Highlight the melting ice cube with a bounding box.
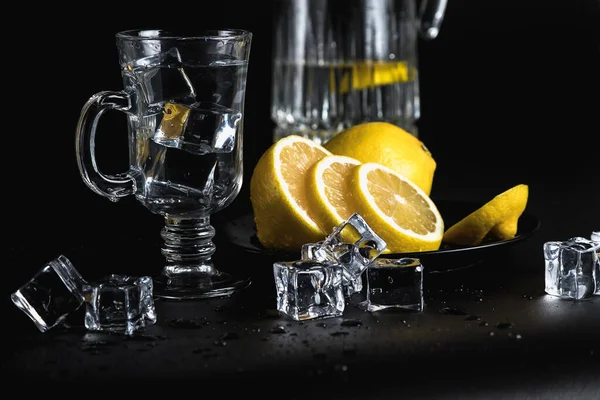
[366,257,424,312]
[544,237,600,300]
[11,255,86,332]
[273,259,344,321]
[83,274,157,336]
[302,213,387,296]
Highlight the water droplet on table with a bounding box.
[331,331,349,337]
[270,325,287,334]
[169,318,207,329]
[340,319,362,327]
[439,306,469,315]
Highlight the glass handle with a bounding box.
[417,0,448,40]
[75,90,135,202]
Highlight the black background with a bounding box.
[4,0,599,294]
[7,0,599,236]
[3,0,598,289]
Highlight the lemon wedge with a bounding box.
[443,184,529,246]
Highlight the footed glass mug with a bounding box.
[75,29,252,299]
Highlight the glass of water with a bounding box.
[271,0,447,144]
[75,29,252,300]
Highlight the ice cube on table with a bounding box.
[303,213,387,297]
[127,47,196,107]
[153,101,241,155]
[11,255,86,332]
[592,232,600,294]
[273,260,345,321]
[544,237,600,300]
[366,257,424,312]
[300,241,322,261]
[83,275,157,336]
[302,241,364,296]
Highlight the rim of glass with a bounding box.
[116,29,252,41]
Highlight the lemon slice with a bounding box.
[443,184,529,246]
[306,155,362,235]
[159,103,190,139]
[349,162,445,253]
[337,61,416,93]
[250,135,332,251]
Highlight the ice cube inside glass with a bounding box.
[128,47,197,108]
[273,259,345,321]
[83,274,157,336]
[544,237,600,300]
[11,255,86,332]
[366,257,424,312]
[153,101,241,155]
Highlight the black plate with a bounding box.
[220,199,541,273]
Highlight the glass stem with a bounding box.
[160,216,217,277]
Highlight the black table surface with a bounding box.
[3,165,599,397]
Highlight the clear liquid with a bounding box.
[125,60,247,218]
[271,61,419,141]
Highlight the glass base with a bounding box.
[153,271,251,300]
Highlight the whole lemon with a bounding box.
[323,122,436,195]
